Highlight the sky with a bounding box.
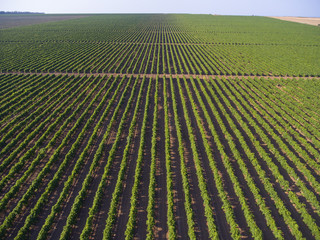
[2,0,320,17]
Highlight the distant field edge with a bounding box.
[0,14,92,29]
[269,16,320,26]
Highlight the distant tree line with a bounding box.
[0,11,45,14]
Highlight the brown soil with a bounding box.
[213,78,317,238]
[233,79,320,201]
[0,76,117,237]
[81,78,142,240]
[111,78,149,239]
[171,78,210,239]
[166,78,189,238]
[211,78,295,238]
[134,79,155,239]
[31,77,127,239]
[186,78,250,239]
[2,74,319,239]
[51,77,135,239]
[270,17,320,26]
[0,77,86,189]
[153,77,168,239]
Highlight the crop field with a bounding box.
[0,14,320,239]
[0,14,88,29]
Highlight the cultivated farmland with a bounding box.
[0,14,320,239]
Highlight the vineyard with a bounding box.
[0,14,320,239]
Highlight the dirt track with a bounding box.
[1,72,320,80]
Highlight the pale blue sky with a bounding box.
[2,0,320,17]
